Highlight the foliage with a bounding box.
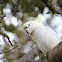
[2,21,16,32]
[0,0,45,16]
[58,0,62,7]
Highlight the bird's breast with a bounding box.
[31,28,61,54]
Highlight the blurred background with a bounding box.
[0,0,62,62]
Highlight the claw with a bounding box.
[38,52,49,62]
[39,56,47,62]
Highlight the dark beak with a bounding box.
[25,28,29,33]
[25,30,29,33]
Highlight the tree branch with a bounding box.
[0,15,19,54]
[0,45,19,54]
[47,41,62,62]
[0,31,13,46]
[0,15,6,23]
[42,0,62,15]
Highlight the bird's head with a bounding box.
[23,21,44,35]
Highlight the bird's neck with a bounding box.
[31,25,45,36]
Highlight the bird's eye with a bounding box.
[28,24,30,26]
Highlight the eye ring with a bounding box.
[28,24,30,26]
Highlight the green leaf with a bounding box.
[46,12,50,14]
[46,11,53,15]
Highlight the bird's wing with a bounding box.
[45,27,61,40]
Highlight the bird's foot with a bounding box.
[38,52,49,62]
[38,55,47,62]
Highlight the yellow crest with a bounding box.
[37,16,42,23]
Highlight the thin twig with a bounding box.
[0,31,13,46]
[0,15,19,54]
[0,45,19,54]
[0,15,13,46]
[0,15,6,23]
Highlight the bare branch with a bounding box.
[47,41,62,62]
[0,15,13,46]
[0,31,13,46]
[0,45,19,54]
[0,14,19,54]
[42,0,62,15]
[0,15,6,23]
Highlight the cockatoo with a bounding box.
[23,16,61,55]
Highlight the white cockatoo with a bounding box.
[23,16,61,54]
